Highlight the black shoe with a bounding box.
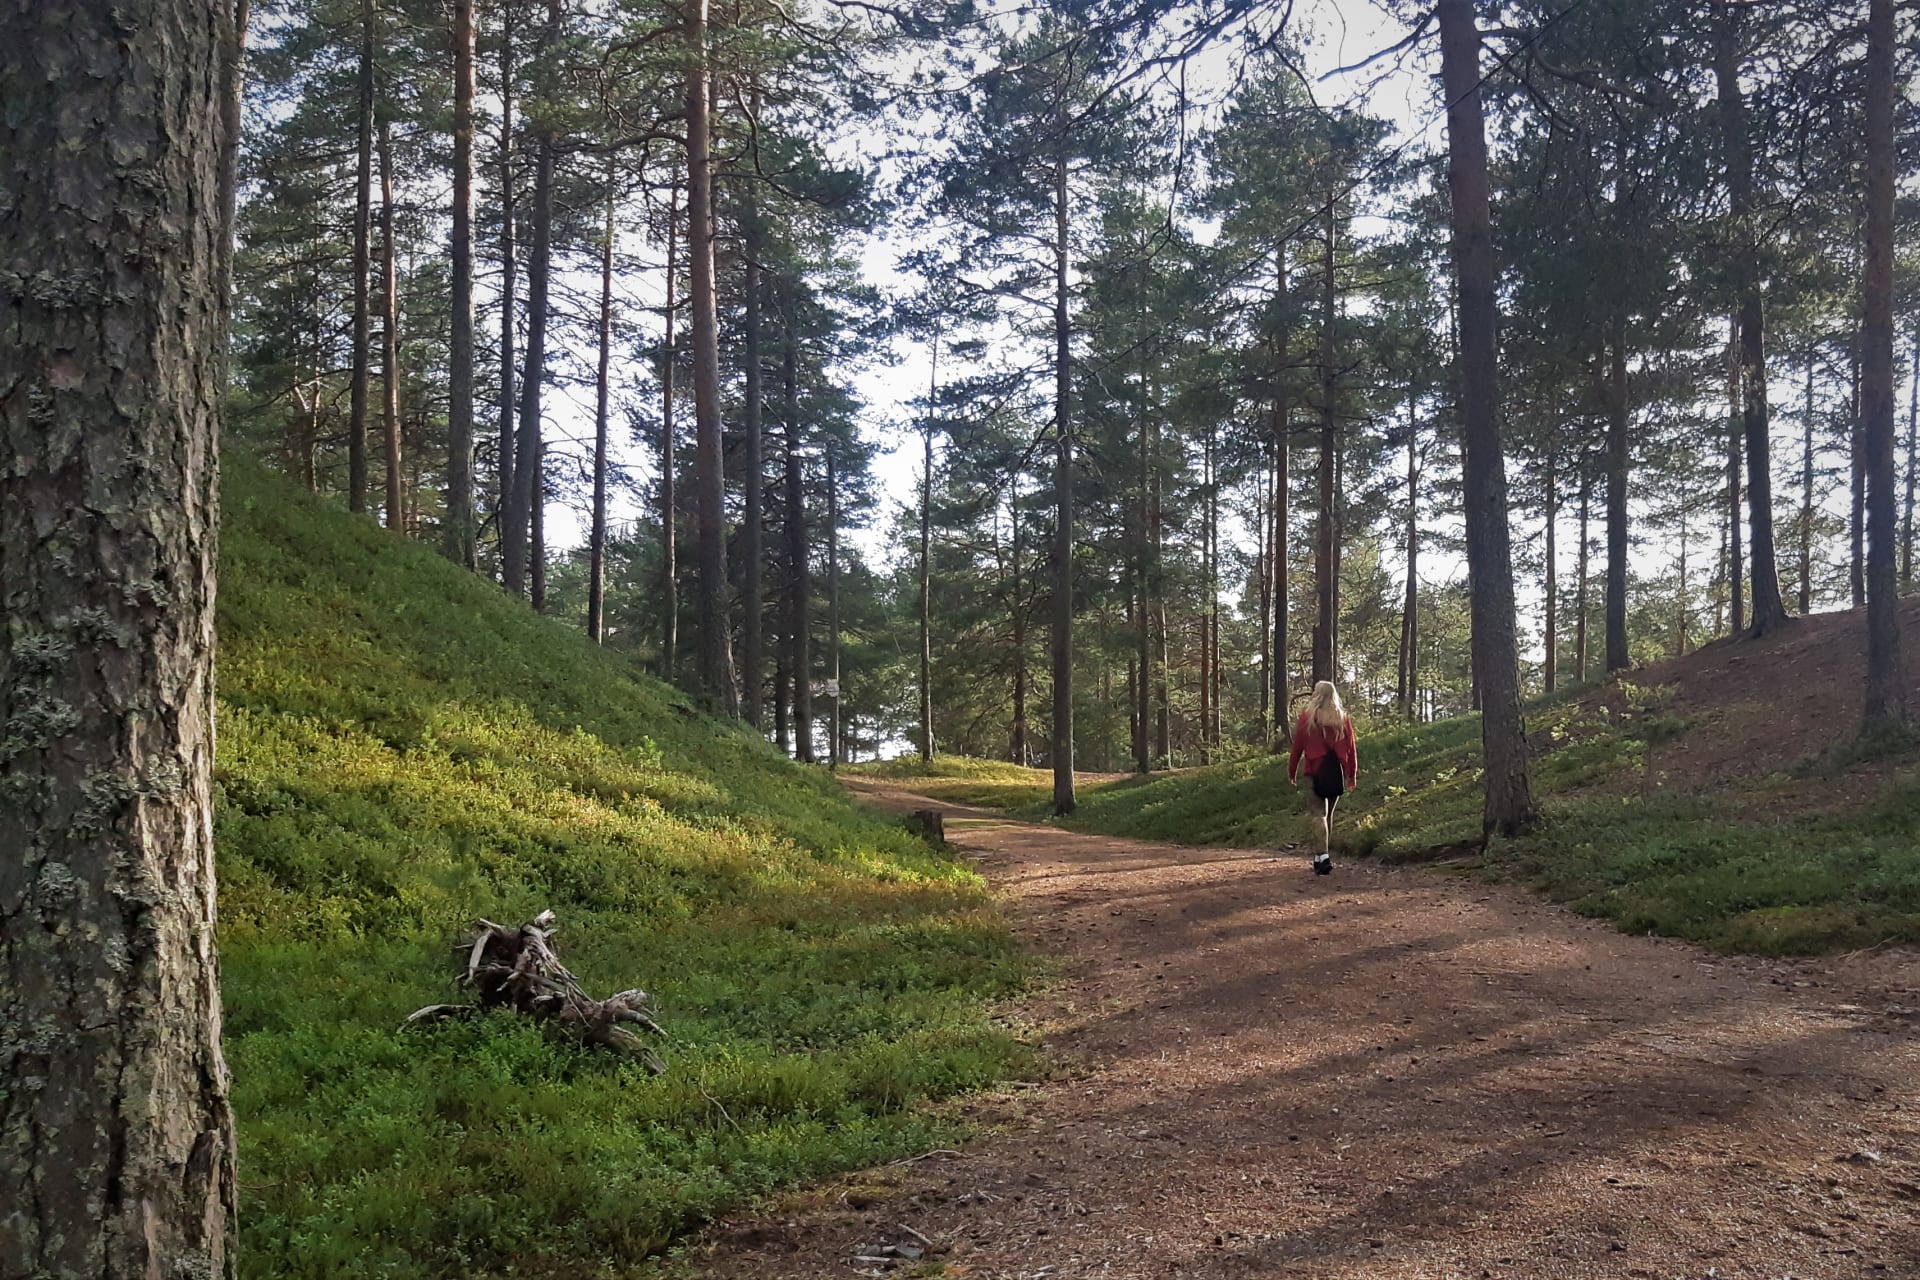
[1312,853,1333,875]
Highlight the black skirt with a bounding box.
[1311,752,1345,800]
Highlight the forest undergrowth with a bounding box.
[864,632,1920,957]
[214,462,1034,1277]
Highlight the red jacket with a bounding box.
[1288,711,1358,787]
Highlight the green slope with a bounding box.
[214,462,1030,1277]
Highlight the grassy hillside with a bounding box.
[883,614,1920,957]
[214,462,1031,1277]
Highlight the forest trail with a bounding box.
[679,779,1920,1280]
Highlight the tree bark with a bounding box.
[1862,0,1907,727]
[445,0,477,566]
[686,0,735,713]
[1051,147,1075,814]
[1,2,242,1271]
[349,0,375,514]
[378,114,404,531]
[588,168,616,644]
[1439,0,1535,837]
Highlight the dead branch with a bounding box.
[403,910,667,1073]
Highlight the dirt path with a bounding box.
[677,781,1920,1279]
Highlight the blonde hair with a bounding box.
[1306,680,1346,732]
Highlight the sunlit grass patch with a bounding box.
[216,462,1033,1277]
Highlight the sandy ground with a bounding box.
[671,779,1920,1280]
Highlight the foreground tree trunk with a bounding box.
[444,0,477,565]
[1862,0,1907,728]
[1051,146,1075,814]
[686,0,736,713]
[0,2,243,1270]
[1439,0,1535,837]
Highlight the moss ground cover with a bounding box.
[215,463,1032,1277]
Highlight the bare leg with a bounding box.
[1318,799,1331,853]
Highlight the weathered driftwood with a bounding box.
[403,910,666,1073]
[907,809,945,844]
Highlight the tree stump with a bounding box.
[907,809,946,844]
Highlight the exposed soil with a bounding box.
[672,777,1920,1280]
[1575,599,1920,794]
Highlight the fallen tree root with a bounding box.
[402,910,666,1073]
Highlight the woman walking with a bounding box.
[1287,680,1358,874]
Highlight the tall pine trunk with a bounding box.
[1011,473,1029,766]
[445,0,477,566]
[503,0,557,599]
[1050,147,1075,814]
[781,287,812,761]
[588,167,616,644]
[826,447,842,767]
[1862,0,1907,727]
[1576,461,1591,683]
[1904,328,1917,592]
[495,0,517,552]
[1398,401,1419,716]
[1272,261,1290,732]
[1803,355,1816,613]
[1439,0,1534,836]
[741,155,765,727]
[920,335,938,762]
[378,115,404,531]
[660,175,680,675]
[1,1,242,1268]
[1716,9,1788,634]
[1543,448,1557,692]
[1853,331,1866,607]
[686,0,735,712]
[349,0,375,514]
[1312,202,1338,684]
[1725,313,1744,633]
[1606,327,1631,672]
